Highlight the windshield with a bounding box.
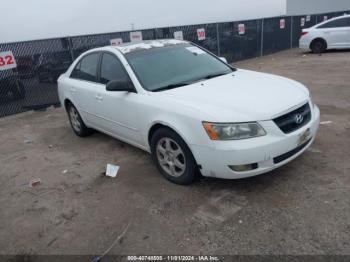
[125,43,234,92]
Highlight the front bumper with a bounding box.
[191,104,320,179]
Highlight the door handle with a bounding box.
[95,94,103,101]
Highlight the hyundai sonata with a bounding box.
[300,14,350,53]
[58,40,320,184]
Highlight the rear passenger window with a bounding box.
[99,53,130,84]
[318,18,349,28]
[71,53,99,82]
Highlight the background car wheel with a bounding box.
[67,104,93,137]
[310,39,326,54]
[151,127,198,185]
[12,81,25,99]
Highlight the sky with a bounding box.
[1,0,286,43]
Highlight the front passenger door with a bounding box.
[94,52,143,145]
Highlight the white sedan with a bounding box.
[58,40,320,184]
[300,14,350,53]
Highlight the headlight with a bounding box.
[310,95,315,108]
[202,122,266,140]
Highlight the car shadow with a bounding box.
[301,48,350,55]
[85,130,296,195]
[192,167,291,194]
[324,48,350,53]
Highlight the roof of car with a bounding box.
[110,39,187,54]
[328,14,350,20]
[310,14,350,29]
[315,14,350,25]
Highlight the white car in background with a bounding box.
[58,40,320,185]
[300,14,350,53]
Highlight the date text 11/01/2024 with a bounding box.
[127,256,220,261]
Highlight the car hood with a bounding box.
[150,69,310,122]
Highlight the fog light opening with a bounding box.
[229,163,258,172]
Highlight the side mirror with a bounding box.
[219,57,228,63]
[106,80,136,93]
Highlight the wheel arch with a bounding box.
[147,121,198,160]
[148,121,190,150]
[64,98,73,111]
[147,121,202,170]
[310,37,328,49]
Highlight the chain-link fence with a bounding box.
[0,10,349,117]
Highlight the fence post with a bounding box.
[290,16,293,49]
[68,37,75,61]
[260,18,264,56]
[216,23,220,56]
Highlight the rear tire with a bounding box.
[310,39,326,54]
[151,127,198,185]
[67,103,93,137]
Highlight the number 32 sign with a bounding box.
[0,51,17,71]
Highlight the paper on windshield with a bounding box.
[186,46,206,55]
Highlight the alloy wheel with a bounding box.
[69,107,81,133]
[156,137,186,177]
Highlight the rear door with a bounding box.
[68,52,102,127]
[318,17,350,48]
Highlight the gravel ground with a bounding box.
[0,48,349,256]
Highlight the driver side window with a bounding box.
[99,53,130,85]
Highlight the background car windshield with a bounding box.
[125,44,233,91]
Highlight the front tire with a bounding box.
[151,128,198,185]
[67,104,93,137]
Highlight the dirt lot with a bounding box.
[0,49,349,256]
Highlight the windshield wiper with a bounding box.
[152,72,232,92]
[153,82,191,92]
[202,72,230,80]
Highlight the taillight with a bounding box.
[301,31,309,37]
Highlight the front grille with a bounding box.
[273,103,311,134]
[273,139,311,164]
